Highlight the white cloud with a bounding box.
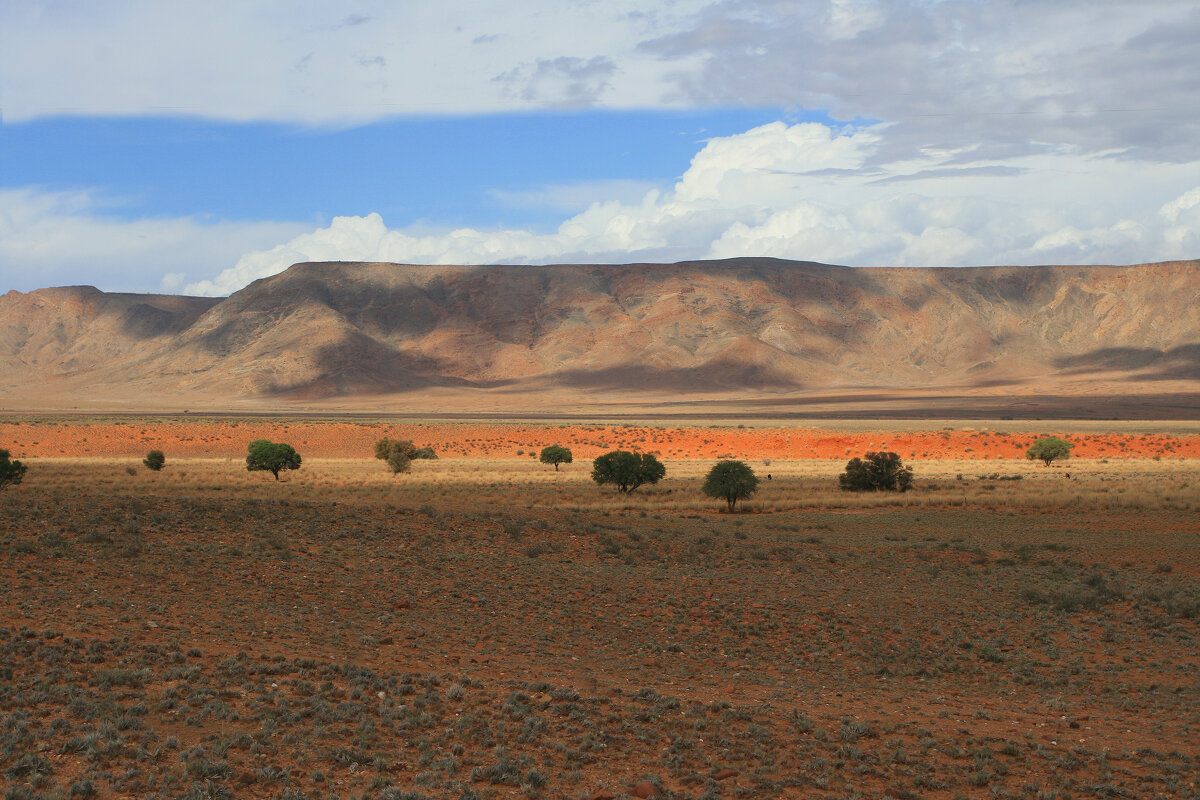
[186,121,1200,296]
[0,188,306,293]
[1161,187,1200,224]
[673,122,882,202]
[0,0,707,124]
[5,1,1199,167]
[6,3,1196,296]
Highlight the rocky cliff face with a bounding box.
[2,258,1198,410]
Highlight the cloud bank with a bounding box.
[186,121,1200,296]
[0,189,306,293]
[5,1,1199,163]
[6,2,1200,293]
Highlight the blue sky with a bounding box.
[1,109,794,230]
[2,1,1200,295]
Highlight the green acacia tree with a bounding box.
[539,445,573,471]
[246,440,302,480]
[143,450,166,471]
[702,460,759,512]
[1026,437,1072,466]
[591,450,665,493]
[839,451,913,492]
[374,438,436,473]
[0,449,27,490]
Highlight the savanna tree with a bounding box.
[1026,437,1072,466]
[591,450,665,493]
[539,445,573,471]
[839,451,913,492]
[702,459,759,512]
[246,440,302,480]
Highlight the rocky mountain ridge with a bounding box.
[2,258,1198,413]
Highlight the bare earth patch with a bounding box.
[0,423,1198,799]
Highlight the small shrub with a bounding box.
[375,439,435,473]
[143,450,166,471]
[0,448,27,490]
[387,449,412,474]
[838,451,913,492]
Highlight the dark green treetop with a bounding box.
[1025,437,1072,466]
[702,459,759,512]
[0,449,27,490]
[246,440,302,480]
[839,451,913,492]
[591,450,666,493]
[539,445,573,471]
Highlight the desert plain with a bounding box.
[2,414,1199,800]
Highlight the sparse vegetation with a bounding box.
[2,452,1197,798]
[839,451,913,492]
[375,438,437,474]
[538,444,573,471]
[0,418,1198,799]
[142,449,165,471]
[1026,436,1073,466]
[591,450,665,493]
[702,459,759,511]
[245,439,302,480]
[386,448,411,474]
[0,448,27,489]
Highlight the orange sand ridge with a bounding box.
[3,421,1199,461]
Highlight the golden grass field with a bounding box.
[18,453,1200,514]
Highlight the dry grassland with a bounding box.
[2,434,1199,800]
[17,454,1200,514]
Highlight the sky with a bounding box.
[2,0,1200,296]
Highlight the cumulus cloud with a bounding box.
[0,188,306,293]
[4,3,1194,297]
[185,121,1200,296]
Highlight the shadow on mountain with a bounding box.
[262,332,482,399]
[118,299,219,339]
[1054,344,1200,380]
[646,392,1200,420]
[549,363,803,392]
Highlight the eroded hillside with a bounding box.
[2,258,1197,412]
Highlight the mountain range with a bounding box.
[2,258,1198,417]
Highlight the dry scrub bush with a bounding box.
[15,456,1200,514]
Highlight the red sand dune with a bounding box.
[3,421,1198,461]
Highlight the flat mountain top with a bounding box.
[3,258,1198,416]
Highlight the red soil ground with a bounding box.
[3,420,1199,460]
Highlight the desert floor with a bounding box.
[4,416,1200,461]
[1,419,1198,799]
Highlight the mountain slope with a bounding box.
[2,258,1198,412]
